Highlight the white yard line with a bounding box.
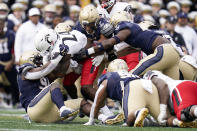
[0,128,49,131]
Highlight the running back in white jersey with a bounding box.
[53,30,87,56]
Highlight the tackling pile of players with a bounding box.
[17,0,197,128]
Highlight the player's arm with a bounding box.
[151,76,170,105]
[85,80,108,125]
[74,29,131,61]
[24,53,63,80]
[143,71,169,125]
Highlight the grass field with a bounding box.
[0,108,196,131]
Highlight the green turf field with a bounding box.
[0,108,196,131]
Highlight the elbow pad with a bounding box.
[100,23,114,38]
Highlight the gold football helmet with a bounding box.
[79,4,99,26]
[107,59,128,72]
[110,11,132,26]
[55,22,72,33]
[19,51,42,66]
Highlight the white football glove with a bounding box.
[157,104,168,126]
[91,54,105,67]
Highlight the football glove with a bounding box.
[59,44,69,56]
[143,70,157,80]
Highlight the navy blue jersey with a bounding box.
[73,18,108,40]
[17,63,50,111]
[0,30,15,61]
[98,71,140,101]
[114,21,159,55]
[0,29,15,73]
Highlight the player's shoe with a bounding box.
[134,108,149,127]
[179,121,197,128]
[104,113,124,125]
[60,109,79,121]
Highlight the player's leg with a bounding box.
[80,58,99,101]
[130,44,180,80]
[124,80,148,127]
[63,72,80,99]
[179,60,197,81]
[27,82,78,123]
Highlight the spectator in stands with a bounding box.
[188,11,197,32]
[32,0,45,11]
[42,4,57,28]
[64,5,80,24]
[8,3,26,32]
[175,12,197,59]
[0,3,14,31]
[179,0,192,14]
[167,1,180,17]
[14,8,46,64]
[165,16,187,54]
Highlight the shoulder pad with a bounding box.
[97,72,113,87]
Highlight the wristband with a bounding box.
[87,47,95,55]
[96,42,105,52]
[160,104,167,112]
[112,35,121,44]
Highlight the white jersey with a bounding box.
[97,2,133,20]
[43,30,87,74]
[151,71,183,110]
[53,30,87,57]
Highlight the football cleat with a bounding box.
[60,109,79,121]
[104,113,125,125]
[179,121,197,128]
[134,108,149,127]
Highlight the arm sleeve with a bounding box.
[24,54,63,80]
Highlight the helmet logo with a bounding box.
[45,34,52,44]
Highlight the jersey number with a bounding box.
[59,32,77,44]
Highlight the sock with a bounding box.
[100,105,114,117]
[194,107,197,117]
[135,110,140,118]
[98,114,108,122]
[51,88,65,109]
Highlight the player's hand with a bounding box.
[143,70,157,80]
[72,48,89,62]
[59,44,69,56]
[92,54,105,67]
[157,104,167,126]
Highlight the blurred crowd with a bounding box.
[0,0,196,109]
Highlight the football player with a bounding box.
[34,23,115,122]
[73,4,114,101]
[97,0,141,72]
[85,59,161,127]
[74,11,182,80]
[18,51,82,123]
[143,70,197,127]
